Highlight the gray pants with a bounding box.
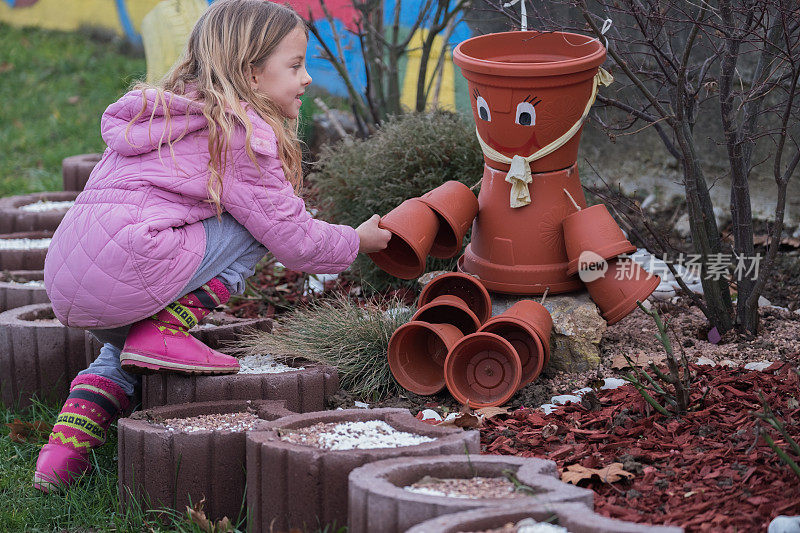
[79,213,267,397]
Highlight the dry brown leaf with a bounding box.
[187,499,212,532]
[454,412,483,429]
[561,462,634,485]
[611,352,666,370]
[5,419,52,443]
[541,423,559,438]
[475,406,510,419]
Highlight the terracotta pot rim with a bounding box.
[459,251,582,295]
[453,30,606,78]
[412,295,482,334]
[565,241,638,276]
[479,316,545,384]
[417,198,464,259]
[418,272,492,324]
[444,332,522,408]
[596,273,661,325]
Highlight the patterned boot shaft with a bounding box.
[152,278,230,334]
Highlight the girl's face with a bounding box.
[250,26,312,119]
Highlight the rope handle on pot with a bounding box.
[475,67,614,208]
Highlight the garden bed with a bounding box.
[480,363,800,532]
[0,231,53,271]
[0,270,48,312]
[0,191,77,233]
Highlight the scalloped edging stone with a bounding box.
[405,501,684,533]
[348,455,594,533]
[118,399,294,523]
[0,231,53,271]
[0,303,86,408]
[0,191,78,234]
[246,408,481,532]
[0,270,48,312]
[62,153,101,191]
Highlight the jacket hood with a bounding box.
[101,89,210,156]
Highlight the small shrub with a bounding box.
[310,110,484,291]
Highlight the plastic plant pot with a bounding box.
[563,204,637,276]
[0,231,53,271]
[412,294,482,335]
[418,181,479,259]
[0,270,48,312]
[246,408,481,533]
[453,31,607,174]
[479,299,552,384]
[585,257,661,325]
[368,198,440,279]
[118,399,294,524]
[444,332,522,408]
[388,321,463,395]
[0,303,87,408]
[459,165,587,295]
[348,454,594,533]
[406,502,684,533]
[0,191,78,234]
[417,272,492,324]
[62,153,102,191]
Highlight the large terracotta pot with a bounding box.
[453,30,607,174]
[453,30,608,295]
[444,332,522,407]
[460,164,587,294]
[478,299,552,383]
[368,199,439,280]
[563,204,636,276]
[418,181,479,259]
[388,321,463,395]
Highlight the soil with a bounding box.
[278,420,435,450]
[157,411,259,433]
[404,475,526,499]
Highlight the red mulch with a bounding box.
[480,363,800,532]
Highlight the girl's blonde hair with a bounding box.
[131,0,306,213]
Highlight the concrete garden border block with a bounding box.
[0,303,86,408]
[0,191,78,233]
[0,270,48,312]
[0,231,53,271]
[118,399,294,523]
[405,501,684,532]
[246,408,481,533]
[348,455,594,533]
[62,153,101,191]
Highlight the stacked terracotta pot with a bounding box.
[367,181,479,279]
[388,272,553,407]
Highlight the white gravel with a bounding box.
[0,238,51,250]
[280,420,435,450]
[19,200,74,212]
[237,353,302,374]
[7,280,45,287]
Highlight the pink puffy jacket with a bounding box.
[44,89,359,329]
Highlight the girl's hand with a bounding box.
[356,214,392,253]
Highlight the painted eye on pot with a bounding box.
[476,96,491,122]
[515,101,536,126]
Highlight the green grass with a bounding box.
[0,23,145,197]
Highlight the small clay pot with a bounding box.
[368,198,440,280]
[412,295,481,335]
[418,181,479,259]
[388,321,464,395]
[479,300,552,384]
[585,257,661,325]
[444,332,522,408]
[563,204,636,276]
[418,272,492,324]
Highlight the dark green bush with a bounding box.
[311,110,484,291]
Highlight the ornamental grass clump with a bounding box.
[311,110,484,291]
[232,293,413,401]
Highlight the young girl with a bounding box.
[34,0,390,492]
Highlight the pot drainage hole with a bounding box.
[279,420,435,450]
[237,354,303,374]
[0,238,51,250]
[20,200,75,212]
[404,475,527,499]
[158,412,259,433]
[465,519,568,533]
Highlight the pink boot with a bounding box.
[120,278,239,374]
[34,374,129,493]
